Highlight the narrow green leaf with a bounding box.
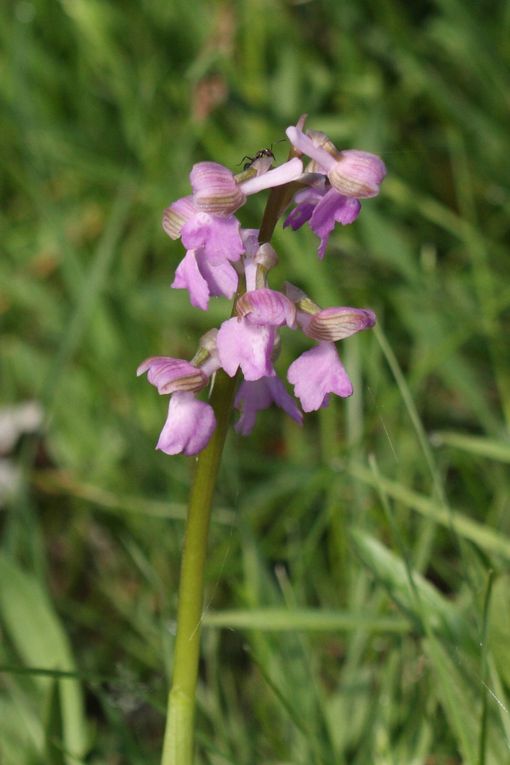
[203,608,410,632]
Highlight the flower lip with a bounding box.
[216,318,276,381]
[287,342,353,411]
[156,392,216,456]
[180,213,244,266]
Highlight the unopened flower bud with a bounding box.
[307,307,376,342]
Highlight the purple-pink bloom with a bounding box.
[234,375,302,435]
[287,342,353,412]
[217,318,276,381]
[156,392,216,456]
[189,158,304,211]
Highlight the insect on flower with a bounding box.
[240,147,275,171]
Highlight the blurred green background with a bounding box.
[1,0,510,763]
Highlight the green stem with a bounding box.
[161,369,237,765]
[160,173,291,765]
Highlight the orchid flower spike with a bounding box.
[139,120,383,455]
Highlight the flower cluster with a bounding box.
[138,123,385,455]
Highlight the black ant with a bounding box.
[239,147,275,171]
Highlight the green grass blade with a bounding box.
[0,555,88,762]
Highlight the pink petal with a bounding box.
[217,317,276,381]
[181,214,244,265]
[195,250,238,300]
[287,343,353,412]
[156,392,216,456]
[171,250,210,310]
[266,377,303,425]
[239,157,303,195]
[284,201,316,231]
[234,379,273,435]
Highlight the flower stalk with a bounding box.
[160,365,236,765]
